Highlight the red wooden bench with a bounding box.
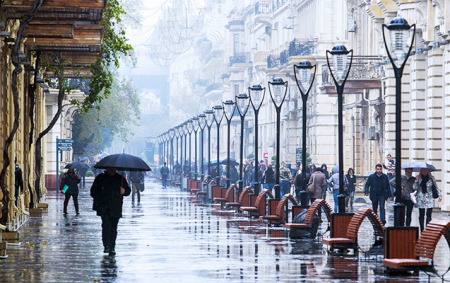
[383,219,450,274]
[259,194,299,225]
[284,199,332,229]
[213,184,238,207]
[225,186,254,210]
[322,207,384,256]
[240,189,274,217]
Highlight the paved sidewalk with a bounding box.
[0,178,448,282]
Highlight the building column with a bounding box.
[442,45,450,211]
[410,54,427,162]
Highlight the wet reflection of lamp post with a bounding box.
[223,100,235,189]
[205,110,214,179]
[326,45,353,214]
[268,78,288,199]
[186,119,193,179]
[382,17,415,227]
[198,114,207,182]
[235,94,250,192]
[213,105,224,186]
[192,116,200,181]
[169,128,175,173]
[294,60,316,206]
[249,85,265,195]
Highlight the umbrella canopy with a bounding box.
[401,161,436,172]
[65,162,90,170]
[94,154,151,171]
[221,158,239,166]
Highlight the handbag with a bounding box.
[306,174,315,196]
[431,182,439,199]
[139,183,145,192]
[410,192,417,204]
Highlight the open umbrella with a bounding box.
[94,153,152,171]
[401,161,436,172]
[65,161,90,171]
[220,158,239,166]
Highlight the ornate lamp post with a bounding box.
[213,105,224,186]
[186,119,193,178]
[192,116,200,180]
[326,45,353,214]
[169,128,175,173]
[205,110,214,179]
[382,17,415,226]
[294,60,316,205]
[158,135,162,168]
[223,100,235,188]
[198,113,207,181]
[268,78,288,199]
[249,85,265,194]
[174,126,180,174]
[235,94,250,192]
[182,122,188,175]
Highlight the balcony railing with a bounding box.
[255,0,273,14]
[273,0,287,11]
[279,50,289,65]
[321,56,383,85]
[288,38,315,57]
[267,54,280,69]
[229,52,252,66]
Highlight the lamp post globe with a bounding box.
[382,17,415,227]
[235,94,250,193]
[205,110,214,180]
[249,84,265,195]
[198,113,207,182]
[326,45,353,214]
[294,60,316,205]
[268,78,288,199]
[223,100,235,189]
[213,105,224,186]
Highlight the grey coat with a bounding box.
[389,175,415,201]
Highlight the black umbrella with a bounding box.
[221,158,239,166]
[65,162,90,170]
[94,153,151,172]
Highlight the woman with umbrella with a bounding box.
[412,165,442,232]
[59,167,81,215]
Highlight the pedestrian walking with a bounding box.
[389,167,415,226]
[14,158,24,207]
[129,171,145,203]
[243,161,253,186]
[279,161,293,196]
[294,165,310,203]
[309,164,316,174]
[160,162,169,187]
[364,164,391,225]
[413,168,442,232]
[320,164,329,200]
[90,167,131,255]
[292,162,300,180]
[261,164,275,192]
[78,163,89,189]
[60,168,81,215]
[307,168,327,203]
[383,154,396,199]
[259,160,266,173]
[328,166,342,213]
[345,168,356,211]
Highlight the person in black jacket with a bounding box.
[345,168,357,211]
[364,164,391,225]
[14,158,24,206]
[90,167,131,256]
[60,168,81,215]
[294,165,310,203]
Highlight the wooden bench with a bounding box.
[225,186,254,210]
[285,199,332,229]
[322,207,384,256]
[240,189,274,217]
[383,219,450,274]
[259,194,299,225]
[213,184,238,207]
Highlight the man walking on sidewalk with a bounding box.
[364,164,391,225]
[160,162,169,187]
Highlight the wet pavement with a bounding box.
[1,177,449,282]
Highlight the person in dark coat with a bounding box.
[390,168,415,227]
[345,168,357,211]
[14,158,24,207]
[90,167,131,255]
[60,168,81,215]
[160,162,169,187]
[78,163,89,188]
[294,165,310,203]
[364,164,391,225]
[129,171,145,203]
[320,164,329,200]
[262,164,275,191]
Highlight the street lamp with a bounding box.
[268,78,288,199]
[182,122,188,176]
[235,94,250,193]
[169,128,175,173]
[249,84,265,195]
[198,113,207,181]
[382,17,415,227]
[223,100,235,189]
[213,105,224,186]
[294,60,316,205]
[205,110,214,180]
[158,135,162,168]
[192,116,200,181]
[174,126,180,174]
[186,119,193,179]
[326,45,353,214]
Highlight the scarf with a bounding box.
[420,174,429,194]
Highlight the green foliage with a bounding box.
[298,153,312,165]
[86,171,94,177]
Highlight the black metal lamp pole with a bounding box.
[174,126,180,174]
[223,100,235,189]
[198,114,207,182]
[158,135,162,168]
[213,105,224,186]
[186,119,193,179]
[183,122,188,176]
[235,94,250,193]
[294,60,316,206]
[382,17,416,227]
[249,85,265,195]
[326,45,353,214]
[169,128,175,173]
[268,78,288,199]
[205,110,214,179]
[192,116,200,181]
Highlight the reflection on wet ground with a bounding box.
[0,178,448,282]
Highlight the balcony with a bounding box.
[229,52,252,67]
[267,54,280,69]
[254,0,273,26]
[288,38,315,57]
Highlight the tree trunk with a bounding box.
[0,0,45,226]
